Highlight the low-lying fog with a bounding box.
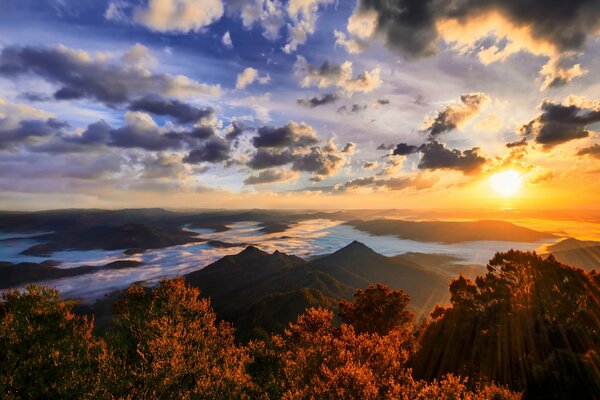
[1,219,557,302]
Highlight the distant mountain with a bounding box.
[20,223,202,257]
[347,219,555,243]
[546,238,600,270]
[185,241,450,339]
[0,259,143,289]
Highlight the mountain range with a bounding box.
[185,241,449,339]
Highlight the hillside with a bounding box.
[546,238,600,270]
[20,223,203,257]
[0,259,143,289]
[185,241,450,339]
[348,219,555,243]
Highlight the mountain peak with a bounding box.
[239,245,268,257]
[333,240,377,256]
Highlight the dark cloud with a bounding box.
[356,0,600,58]
[423,93,489,138]
[247,149,294,169]
[108,122,181,151]
[520,99,600,148]
[417,140,487,174]
[297,93,339,108]
[0,118,68,149]
[187,126,215,140]
[341,142,356,153]
[0,44,219,106]
[377,143,395,150]
[253,122,318,148]
[129,96,214,124]
[333,174,437,192]
[184,137,229,164]
[68,121,112,145]
[225,121,248,141]
[506,137,528,148]
[392,143,419,156]
[577,144,600,158]
[377,99,390,105]
[291,147,344,181]
[243,169,295,185]
[18,92,52,102]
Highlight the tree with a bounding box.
[412,250,600,399]
[106,278,251,399]
[250,291,519,399]
[0,285,108,399]
[338,284,413,335]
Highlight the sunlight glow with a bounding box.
[489,170,523,197]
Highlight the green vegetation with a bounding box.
[2,249,599,398]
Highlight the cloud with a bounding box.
[294,56,381,94]
[226,0,286,41]
[363,161,378,170]
[0,99,66,150]
[297,93,339,108]
[0,44,221,106]
[141,152,188,180]
[577,144,600,159]
[283,0,335,53]
[351,0,600,58]
[417,140,487,175]
[422,93,490,138]
[333,8,377,54]
[133,0,224,33]
[333,174,437,193]
[520,97,600,149]
[222,31,233,48]
[247,149,294,169]
[225,120,249,141]
[505,137,528,148]
[184,136,230,163]
[243,168,298,184]
[0,118,68,150]
[539,54,588,90]
[128,96,214,124]
[253,121,318,148]
[392,143,419,156]
[291,139,351,181]
[108,112,183,151]
[236,67,271,90]
[346,0,599,89]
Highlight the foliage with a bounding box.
[0,285,108,399]
[249,286,519,399]
[6,250,598,399]
[106,278,252,399]
[412,250,600,399]
[339,283,413,335]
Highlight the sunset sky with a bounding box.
[0,0,599,210]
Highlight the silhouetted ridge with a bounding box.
[332,240,378,257]
[239,245,268,257]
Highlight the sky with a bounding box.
[0,0,599,211]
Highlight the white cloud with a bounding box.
[236,67,271,90]
[283,0,335,54]
[133,0,224,33]
[222,31,233,48]
[294,56,381,94]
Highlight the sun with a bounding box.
[489,170,523,197]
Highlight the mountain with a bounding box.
[347,219,556,243]
[0,261,97,289]
[309,241,449,311]
[0,259,143,289]
[546,238,600,270]
[185,241,450,339]
[21,223,203,257]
